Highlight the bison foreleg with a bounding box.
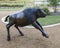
[36,21,44,31]
[32,21,49,38]
[14,25,24,36]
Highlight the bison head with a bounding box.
[36,8,47,18]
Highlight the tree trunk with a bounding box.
[54,6,57,13]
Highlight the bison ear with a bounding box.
[37,9,40,11]
[36,8,41,14]
[37,8,41,12]
[36,9,39,13]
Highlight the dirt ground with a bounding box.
[0,11,60,48]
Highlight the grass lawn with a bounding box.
[37,15,60,26]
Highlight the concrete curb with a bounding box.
[1,16,60,28]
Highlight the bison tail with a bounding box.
[5,15,9,22]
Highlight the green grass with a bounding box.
[37,15,60,26]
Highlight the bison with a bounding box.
[5,8,48,41]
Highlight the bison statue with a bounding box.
[5,8,48,41]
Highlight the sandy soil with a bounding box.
[0,11,60,48]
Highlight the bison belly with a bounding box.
[16,18,27,26]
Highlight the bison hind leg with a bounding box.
[6,22,14,41]
[14,25,24,36]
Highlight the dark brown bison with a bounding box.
[5,8,48,41]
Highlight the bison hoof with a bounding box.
[42,33,49,38]
[7,38,11,41]
[7,36,11,41]
[21,34,24,36]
